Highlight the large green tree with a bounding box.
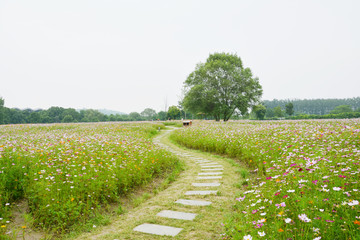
[182,53,262,121]
[167,106,180,120]
[285,102,294,116]
[141,108,157,120]
[253,104,266,120]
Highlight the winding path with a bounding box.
[75,128,242,240]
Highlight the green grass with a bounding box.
[0,122,180,237]
[170,119,360,239]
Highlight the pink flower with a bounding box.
[236,196,246,201]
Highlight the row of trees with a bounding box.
[0,98,188,125]
[263,98,360,115]
[252,102,360,120]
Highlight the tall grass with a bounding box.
[0,122,179,234]
[170,120,360,239]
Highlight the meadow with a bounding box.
[0,122,179,235]
[170,119,360,239]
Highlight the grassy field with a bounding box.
[0,122,180,237]
[170,119,360,239]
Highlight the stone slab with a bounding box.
[185,190,218,195]
[201,165,223,168]
[157,210,197,220]
[201,168,224,171]
[200,163,219,166]
[192,182,221,187]
[197,176,222,180]
[198,172,223,175]
[175,199,212,206]
[133,223,182,236]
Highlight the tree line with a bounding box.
[263,97,360,115]
[0,98,190,125]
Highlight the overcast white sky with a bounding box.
[1,0,359,114]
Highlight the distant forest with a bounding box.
[1,97,360,125]
[263,97,360,115]
[0,97,189,124]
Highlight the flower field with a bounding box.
[171,119,360,239]
[0,122,179,234]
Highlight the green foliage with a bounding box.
[253,105,266,120]
[141,108,157,120]
[128,112,142,121]
[285,102,294,116]
[182,52,263,121]
[156,111,167,121]
[329,105,353,114]
[264,97,360,115]
[167,106,180,120]
[0,97,4,124]
[273,106,284,118]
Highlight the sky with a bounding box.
[1,0,359,114]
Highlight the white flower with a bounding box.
[287,189,295,193]
[285,218,292,223]
[313,237,321,240]
[313,227,320,233]
[93,225,96,228]
[260,212,266,216]
[243,235,252,240]
[298,213,311,222]
[258,231,266,237]
[353,189,358,192]
[333,187,341,191]
[348,200,359,206]
[319,209,324,212]
[5,203,10,206]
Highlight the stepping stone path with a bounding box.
[133,130,225,237]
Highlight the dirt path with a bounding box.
[72,128,244,240]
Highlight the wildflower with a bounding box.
[314,237,321,240]
[252,210,258,214]
[287,189,295,193]
[258,231,266,237]
[278,228,284,232]
[236,196,245,201]
[319,209,324,212]
[243,235,252,240]
[313,227,320,233]
[22,226,26,229]
[354,220,360,225]
[275,192,281,196]
[333,187,341,191]
[285,218,292,223]
[325,220,334,223]
[298,213,311,222]
[1,225,5,228]
[348,200,359,206]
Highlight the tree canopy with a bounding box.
[182,52,263,121]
